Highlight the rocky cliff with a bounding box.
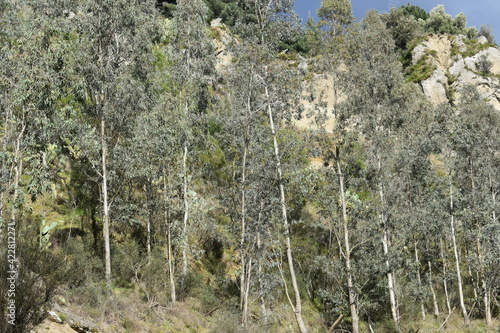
[413,34,500,110]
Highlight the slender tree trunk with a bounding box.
[8,123,25,241]
[428,260,439,316]
[266,85,307,333]
[181,141,189,283]
[257,227,267,320]
[377,153,398,326]
[476,237,493,327]
[101,117,112,291]
[145,182,152,260]
[491,174,497,225]
[483,278,492,326]
[242,258,253,326]
[484,173,495,327]
[414,242,426,320]
[163,168,176,303]
[440,239,452,315]
[449,181,469,325]
[337,159,359,333]
[240,146,249,326]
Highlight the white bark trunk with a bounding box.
[428,260,439,316]
[146,182,152,260]
[337,160,359,333]
[101,117,112,291]
[449,182,469,325]
[483,278,492,326]
[414,242,426,320]
[164,169,176,303]
[266,85,307,333]
[440,239,452,315]
[377,153,398,325]
[240,146,249,325]
[181,142,189,281]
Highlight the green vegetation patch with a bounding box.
[461,38,496,57]
[404,49,437,83]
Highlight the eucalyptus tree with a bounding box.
[446,86,500,326]
[170,0,216,286]
[215,43,273,325]
[70,0,159,290]
[231,1,307,331]
[0,1,78,330]
[317,0,354,36]
[340,11,414,326]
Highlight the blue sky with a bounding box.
[294,0,500,41]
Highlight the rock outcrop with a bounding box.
[412,34,500,110]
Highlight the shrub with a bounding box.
[0,230,68,333]
[477,54,493,74]
[478,24,496,44]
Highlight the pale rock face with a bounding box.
[473,47,500,74]
[421,68,448,105]
[414,35,500,111]
[451,35,467,56]
[412,41,431,65]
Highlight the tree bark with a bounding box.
[146,182,152,260]
[428,260,439,316]
[266,85,307,333]
[440,239,452,315]
[240,146,249,326]
[336,159,359,333]
[377,153,398,326]
[414,242,426,320]
[449,181,469,325]
[101,117,112,291]
[164,168,176,303]
[181,141,189,283]
[484,173,495,327]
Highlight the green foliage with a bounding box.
[461,38,496,57]
[382,6,424,52]
[477,54,493,74]
[401,4,429,21]
[2,1,500,332]
[404,50,437,83]
[0,224,69,333]
[425,5,468,35]
[317,0,354,31]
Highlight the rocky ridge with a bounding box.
[413,34,500,110]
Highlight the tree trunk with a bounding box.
[101,117,112,291]
[146,182,152,260]
[181,141,189,283]
[428,260,439,316]
[257,226,267,320]
[483,278,492,326]
[266,85,307,333]
[449,181,469,325]
[377,153,398,326]
[414,242,426,320]
[440,239,452,315]
[163,168,176,303]
[337,159,359,333]
[240,146,249,326]
[484,173,495,327]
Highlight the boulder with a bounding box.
[477,36,488,44]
